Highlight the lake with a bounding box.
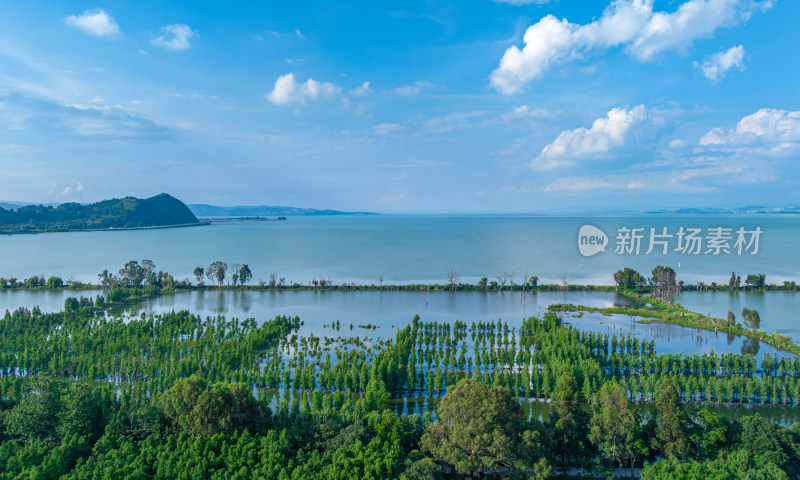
[0,289,791,359]
[1,215,798,286]
[677,291,800,340]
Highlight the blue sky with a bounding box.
[1,0,799,212]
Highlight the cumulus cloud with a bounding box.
[266,73,341,105]
[533,105,649,169]
[64,9,120,38]
[151,24,196,51]
[700,108,800,154]
[491,0,772,94]
[695,45,745,82]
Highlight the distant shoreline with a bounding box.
[1,221,210,236]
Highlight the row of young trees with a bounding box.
[0,263,790,299]
[0,301,798,477]
[1,304,797,411]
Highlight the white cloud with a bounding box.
[499,104,554,122]
[542,161,764,193]
[64,9,120,38]
[695,45,745,82]
[266,73,341,105]
[151,24,196,51]
[373,123,405,136]
[533,105,648,169]
[392,81,434,95]
[491,0,771,94]
[394,85,421,95]
[668,139,688,149]
[543,177,612,192]
[700,108,800,154]
[352,81,373,96]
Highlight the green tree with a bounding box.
[613,268,646,292]
[118,260,145,287]
[745,273,766,292]
[5,374,64,444]
[206,261,228,287]
[550,372,588,465]
[687,408,727,460]
[420,379,522,476]
[740,415,800,477]
[589,382,635,470]
[193,267,204,285]
[157,375,264,438]
[653,379,688,459]
[360,366,390,412]
[641,448,788,479]
[650,266,680,302]
[238,264,252,285]
[741,308,761,330]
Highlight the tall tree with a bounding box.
[420,379,523,476]
[653,379,688,459]
[446,268,461,291]
[650,266,680,302]
[745,273,766,292]
[589,382,635,470]
[613,268,646,292]
[238,264,252,285]
[157,375,263,438]
[687,408,727,460]
[206,261,228,287]
[193,267,204,285]
[551,372,588,465]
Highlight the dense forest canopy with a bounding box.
[0,193,200,233]
[0,303,797,478]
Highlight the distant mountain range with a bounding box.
[646,206,800,214]
[187,204,377,217]
[0,194,201,234]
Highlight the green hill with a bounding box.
[0,193,202,234]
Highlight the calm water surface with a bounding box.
[0,289,791,359]
[1,215,798,285]
[678,291,800,340]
